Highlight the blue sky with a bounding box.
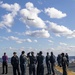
[0,0,75,57]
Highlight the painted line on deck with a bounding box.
[55,65,75,75]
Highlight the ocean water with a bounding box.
[0,56,75,63]
[0,58,11,63]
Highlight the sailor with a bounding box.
[11,52,20,75]
[20,51,27,75]
[46,52,51,75]
[37,51,44,75]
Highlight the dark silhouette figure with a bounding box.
[57,54,62,67]
[37,51,44,75]
[11,52,20,75]
[46,52,51,75]
[2,52,8,74]
[61,53,67,75]
[50,52,55,75]
[20,51,27,75]
[29,52,36,75]
[65,53,69,67]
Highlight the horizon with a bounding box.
[0,0,75,57]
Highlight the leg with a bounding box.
[40,65,44,75]
[33,65,35,75]
[29,65,33,75]
[2,62,4,74]
[37,65,39,75]
[13,66,16,75]
[16,66,20,75]
[63,66,67,75]
[5,62,8,74]
[48,64,51,74]
[20,64,26,75]
[51,64,55,75]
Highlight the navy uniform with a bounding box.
[29,52,36,75]
[46,52,51,75]
[61,53,67,75]
[20,51,27,75]
[50,52,55,75]
[37,51,44,75]
[65,53,69,67]
[11,52,20,75]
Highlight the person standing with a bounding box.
[2,52,8,74]
[29,52,36,75]
[50,52,55,75]
[61,53,67,75]
[20,51,27,75]
[65,53,69,67]
[46,52,51,75]
[11,52,20,75]
[37,51,44,75]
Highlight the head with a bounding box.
[61,53,64,57]
[4,52,6,56]
[13,52,17,56]
[22,51,25,55]
[47,52,49,56]
[31,51,34,56]
[66,53,68,55]
[51,52,53,55]
[39,51,42,55]
[37,53,39,56]
[27,52,30,57]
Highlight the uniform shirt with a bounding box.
[20,54,27,65]
[37,55,44,65]
[11,56,19,66]
[2,55,8,62]
[29,56,36,65]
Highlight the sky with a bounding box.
[0,0,75,57]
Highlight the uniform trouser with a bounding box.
[29,64,35,75]
[12,66,20,75]
[51,64,55,75]
[67,61,69,67]
[46,63,51,74]
[62,65,67,75]
[37,64,44,75]
[20,64,26,75]
[2,61,8,73]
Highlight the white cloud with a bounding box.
[59,42,67,46]
[26,25,30,29]
[26,39,32,42]
[0,2,20,31]
[48,40,53,43]
[46,21,75,38]
[3,36,32,43]
[45,7,67,19]
[34,40,38,43]
[0,3,20,13]
[6,28,11,33]
[25,29,50,38]
[20,2,46,28]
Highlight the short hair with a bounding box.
[4,52,6,55]
[39,51,42,55]
[22,51,25,54]
[31,51,34,54]
[13,52,16,54]
[51,52,53,55]
[47,52,49,54]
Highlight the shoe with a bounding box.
[2,73,4,74]
[5,73,7,74]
